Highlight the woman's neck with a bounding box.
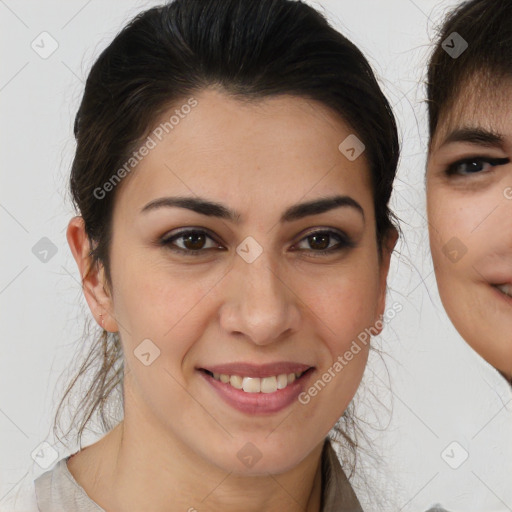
[67,418,325,512]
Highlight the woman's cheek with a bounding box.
[316,280,380,351]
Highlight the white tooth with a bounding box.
[230,375,243,389]
[213,372,220,380]
[261,376,278,393]
[277,374,288,390]
[242,377,261,393]
[497,284,512,297]
[220,374,230,383]
[287,373,296,384]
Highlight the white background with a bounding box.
[0,1,511,511]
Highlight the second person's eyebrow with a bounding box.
[141,195,365,224]
[440,127,505,148]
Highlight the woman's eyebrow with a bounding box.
[439,127,504,149]
[140,195,365,223]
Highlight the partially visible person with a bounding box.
[427,0,512,385]
[425,1,512,510]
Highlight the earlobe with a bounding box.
[66,216,118,332]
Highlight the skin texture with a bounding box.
[427,79,512,380]
[66,88,396,512]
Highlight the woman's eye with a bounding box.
[445,157,510,176]
[161,229,223,255]
[293,230,354,255]
[160,228,354,257]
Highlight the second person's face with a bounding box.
[427,77,512,379]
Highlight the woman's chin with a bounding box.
[201,436,322,477]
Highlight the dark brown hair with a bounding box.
[55,0,399,475]
[427,0,512,142]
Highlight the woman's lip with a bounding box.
[199,368,314,414]
[491,283,512,303]
[199,362,312,378]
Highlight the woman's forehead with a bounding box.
[147,88,354,145]
[117,91,373,207]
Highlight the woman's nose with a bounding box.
[218,248,301,346]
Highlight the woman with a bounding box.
[425,0,512,510]
[426,0,512,386]
[2,0,399,510]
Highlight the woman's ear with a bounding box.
[66,216,118,332]
[374,226,398,334]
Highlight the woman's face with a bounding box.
[88,88,393,474]
[427,78,512,379]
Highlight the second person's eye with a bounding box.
[445,156,510,176]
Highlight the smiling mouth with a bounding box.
[200,368,311,393]
[493,283,512,298]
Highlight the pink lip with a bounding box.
[198,365,314,415]
[491,283,512,306]
[200,362,312,378]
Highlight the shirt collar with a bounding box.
[321,438,364,512]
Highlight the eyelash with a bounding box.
[444,156,510,176]
[160,228,355,257]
